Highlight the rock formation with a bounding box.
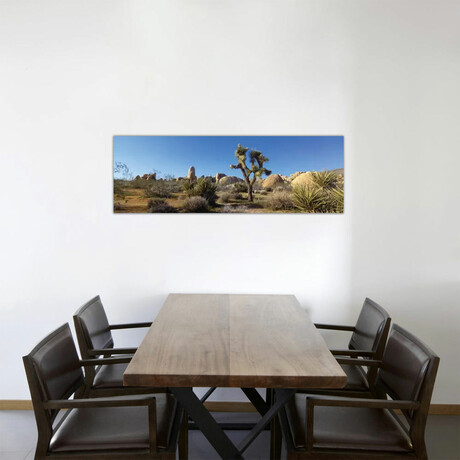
[141,173,156,181]
[219,176,243,186]
[215,173,226,182]
[262,174,284,189]
[187,166,196,181]
[290,172,315,188]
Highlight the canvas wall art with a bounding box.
[113,136,344,214]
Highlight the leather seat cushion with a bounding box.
[92,361,167,393]
[341,364,368,391]
[286,394,412,452]
[93,362,128,388]
[50,394,176,452]
[297,364,368,394]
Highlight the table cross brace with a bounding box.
[170,387,295,460]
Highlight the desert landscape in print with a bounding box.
[113,136,344,213]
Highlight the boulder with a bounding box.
[187,166,196,181]
[291,172,315,188]
[262,174,284,189]
[215,173,227,182]
[289,171,306,181]
[219,176,243,186]
[141,173,156,181]
[134,175,141,180]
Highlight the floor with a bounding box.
[0,411,459,459]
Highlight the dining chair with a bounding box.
[23,323,183,460]
[281,324,440,459]
[73,295,166,397]
[310,297,391,397]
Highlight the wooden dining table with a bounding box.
[124,294,347,459]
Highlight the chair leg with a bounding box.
[178,409,189,460]
[158,452,176,459]
[270,415,282,460]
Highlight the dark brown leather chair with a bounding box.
[23,324,183,460]
[310,297,391,397]
[73,295,165,397]
[282,324,440,459]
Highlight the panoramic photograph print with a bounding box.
[113,136,344,214]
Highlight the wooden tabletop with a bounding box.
[124,294,347,388]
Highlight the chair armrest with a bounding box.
[335,358,382,367]
[79,357,132,366]
[44,396,156,409]
[314,323,355,331]
[110,322,152,330]
[45,396,158,451]
[307,395,420,410]
[88,347,137,356]
[304,396,420,450]
[331,349,375,358]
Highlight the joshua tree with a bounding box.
[230,144,271,202]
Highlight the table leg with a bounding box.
[241,388,269,415]
[170,387,243,460]
[270,409,282,460]
[236,389,295,456]
[170,387,295,460]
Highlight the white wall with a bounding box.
[0,0,459,403]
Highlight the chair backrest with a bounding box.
[73,295,114,359]
[377,324,439,445]
[23,324,84,430]
[349,297,391,355]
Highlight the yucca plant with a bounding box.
[182,178,217,205]
[311,170,339,190]
[292,186,325,213]
[329,187,344,213]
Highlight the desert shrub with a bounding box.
[147,199,177,213]
[221,205,248,213]
[114,180,126,199]
[233,182,247,193]
[275,184,292,192]
[267,191,295,211]
[144,180,179,199]
[220,192,233,203]
[292,186,326,213]
[182,196,209,213]
[114,202,122,211]
[183,178,217,205]
[265,187,273,192]
[132,177,146,189]
[221,190,242,202]
[259,190,268,196]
